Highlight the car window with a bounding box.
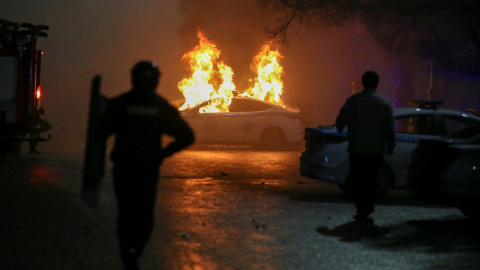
[441,115,480,138]
[229,99,271,112]
[394,115,437,135]
[195,99,230,113]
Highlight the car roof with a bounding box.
[393,107,480,121]
[182,95,299,113]
[234,95,275,103]
[234,96,300,112]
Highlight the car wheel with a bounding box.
[260,127,286,149]
[338,162,394,197]
[458,205,480,221]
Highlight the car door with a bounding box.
[225,98,272,144]
[182,104,227,143]
[211,110,247,143]
[385,113,443,186]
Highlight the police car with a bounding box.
[180,96,303,149]
[300,101,480,195]
[408,133,480,220]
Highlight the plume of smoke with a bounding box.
[176,0,275,92]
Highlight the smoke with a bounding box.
[174,1,407,126]
[174,1,480,122]
[1,0,184,154]
[1,0,436,154]
[176,0,276,92]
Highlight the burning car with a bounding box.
[175,31,302,149]
[300,101,480,196]
[180,95,303,149]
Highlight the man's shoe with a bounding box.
[354,208,374,221]
[122,248,140,270]
[354,213,369,220]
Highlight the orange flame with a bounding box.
[178,31,285,112]
[178,31,235,113]
[242,42,284,106]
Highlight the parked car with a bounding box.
[408,135,480,220]
[180,96,303,149]
[300,101,480,196]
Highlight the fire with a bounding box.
[178,31,235,113]
[178,31,285,112]
[241,42,284,106]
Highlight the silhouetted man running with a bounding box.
[100,61,195,270]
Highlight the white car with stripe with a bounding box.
[181,96,303,149]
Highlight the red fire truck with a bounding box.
[0,19,50,158]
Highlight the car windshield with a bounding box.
[442,115,480,138]
[393,112,480,138]
[187,98,273,113]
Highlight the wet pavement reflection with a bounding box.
[1,148,479,270]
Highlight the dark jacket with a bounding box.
[336,88,395,156]
[100,90,194,166]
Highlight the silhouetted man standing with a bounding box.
[100,61,194,269]
[336,71,395,220]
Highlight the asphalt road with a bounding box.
[0,146,479,270]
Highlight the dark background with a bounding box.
[2,0,477,153]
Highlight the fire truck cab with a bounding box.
[0,19,50,159]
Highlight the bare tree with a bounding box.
[259,0,480,75]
